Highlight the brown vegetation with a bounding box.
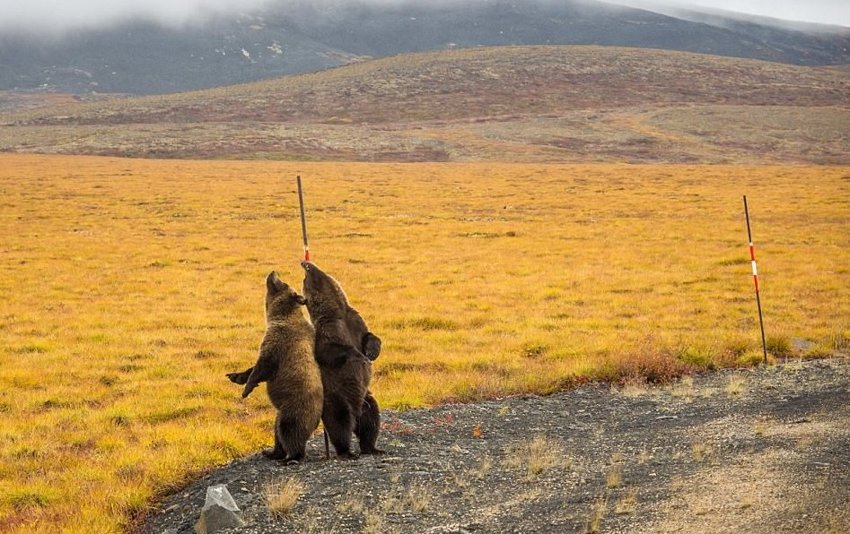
[1,46,848,163]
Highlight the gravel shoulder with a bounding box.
[138,357,850,534]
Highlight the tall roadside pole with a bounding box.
[297,175,310,262]
[743,195,768,365]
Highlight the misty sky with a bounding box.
[608,0,850,26]
[0,0,847,31]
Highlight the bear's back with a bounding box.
[264,317,323,414]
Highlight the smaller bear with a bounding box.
[227,272,323,462]
[301,261,383,458]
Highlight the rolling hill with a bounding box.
[0,0,848,96]
[1,46,849,164]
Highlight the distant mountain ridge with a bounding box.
[1,0,848,95]
[3,46,848,164]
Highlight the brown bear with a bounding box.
[301,260,383,458]
[226,271,323,463]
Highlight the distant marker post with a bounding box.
[743,195,768,365]
[297,175,310,262]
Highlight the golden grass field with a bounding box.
[1,153,848,532]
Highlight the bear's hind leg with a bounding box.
[355,392,384,455]
[279,416,310,463]
[262,413,287,460]
[323,396,355,459]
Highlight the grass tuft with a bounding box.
[9,488,57,511]
[725,375,747,396]
[830,330,850,352]
[735,350,767,366]
[614,490,637,515]
[676,346,715,368]
[263,478,305,518]
[363,509,384,534]
[604,344,692,385]
[337,493,365,515]
[766,336,792,359]
[606,464,623,489]
[403,484,432,513]
[504,435,564,479]
[691,443,715,463]
[585,494,607,534]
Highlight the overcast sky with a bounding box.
[0,0,271,31]
[0,0,846,32]
[607,0,850,26]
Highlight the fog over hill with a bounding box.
[606,0,850,28]
[0,0,848,95]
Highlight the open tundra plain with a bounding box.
[0,154,848,531]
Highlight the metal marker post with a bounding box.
[297,175,328,457]
[743,195,768,364]
[297,175,310,262]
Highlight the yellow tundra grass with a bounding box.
[0,154,847,531]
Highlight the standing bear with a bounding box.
[301,261,383,458]
[226,272,323,463]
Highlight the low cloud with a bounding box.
[0,0,273,33]
[0,0,846,34]
[606,0,850,27]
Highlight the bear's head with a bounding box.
[265,271,307,321]
[301,261,349,320]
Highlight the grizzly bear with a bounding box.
[301,260,383,458]
[226,272,323,462]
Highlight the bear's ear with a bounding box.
[363,333,382,361]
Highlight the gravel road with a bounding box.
[138,357,850,534]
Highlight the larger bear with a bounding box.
[301,261,383,458]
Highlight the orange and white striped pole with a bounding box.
[743,195,768,364]
[297,175,310,262]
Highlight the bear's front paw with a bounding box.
[226,371,249,385]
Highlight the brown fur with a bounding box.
[301,261,383,458]
[226,272,323,462]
